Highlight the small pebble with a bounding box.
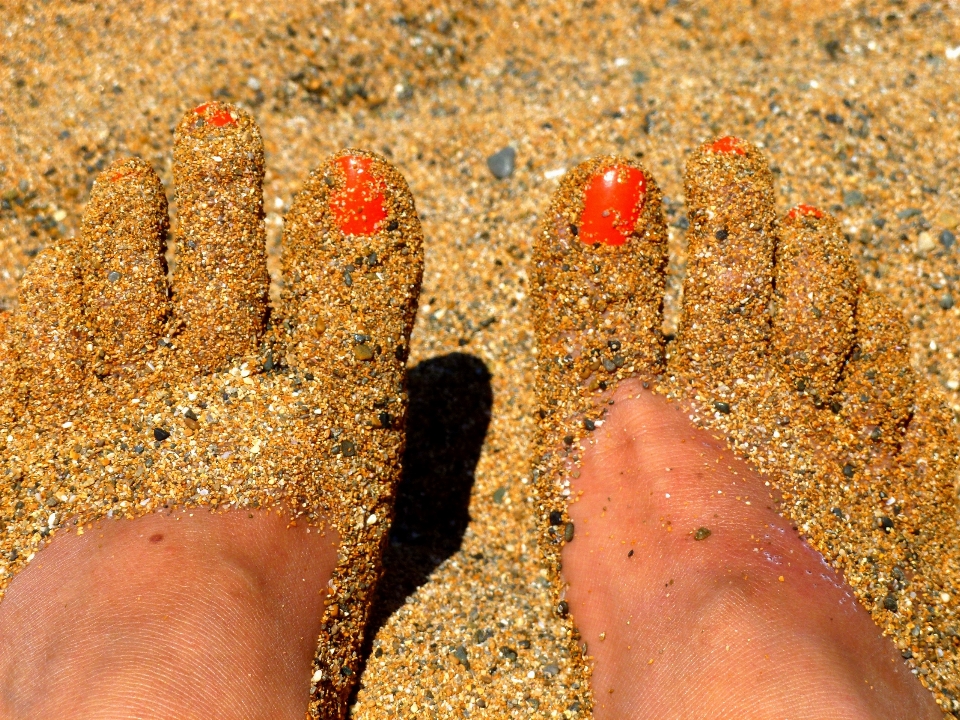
[487,147,516,179]
[153,427,170,442]
[694,527,711,541]
[940,294,954,310]
[843,190,865,207]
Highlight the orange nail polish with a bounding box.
[194,102,236,128]
[787,204,826,220]
[579,165,646,246]
[708,136,746,155]
[329,155,388,236]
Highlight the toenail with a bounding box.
[193,102,237,127]
[707,135,747,155]
[579,164,646,246]
[329,155,388,236]
[787,203,826,220]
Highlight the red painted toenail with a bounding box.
[708,136,747,155]
[194,102,236,127]
[787,204,826,220]
[579,165,646,246]
[329,156,388,235]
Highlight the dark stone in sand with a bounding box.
[843,190,866,207]
[941,229,956,249]
[453,645,471,670]
[940,294,955,310]
[153,427,170,442]
[884,594,899,612]
[713,401,731,414]
[486,146,516,179]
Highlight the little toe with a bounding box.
[10,242,88,408]
[172,101,269,371]
[772,205,859,404]
[838,290,916,445]
[78,158,170,375]
[675,136,777,388]
[532,157,667,416]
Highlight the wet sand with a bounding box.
[2,0,959,716]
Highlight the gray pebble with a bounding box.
[487,147,516,179]
[843,190,865,207]
[940,294,955,310]
[941,229,956,250]
[897,207,922,220]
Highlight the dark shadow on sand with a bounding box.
[364,351,492,639]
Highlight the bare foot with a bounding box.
[532,140,957,717]
[0,102,423,719]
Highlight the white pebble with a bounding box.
[367,513,378,525]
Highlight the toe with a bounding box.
[172,102,269,371]
[11,242,88,408]
[772,205,859,404]
[78,158,170,374]
[675,136,777,388]
[532,157,667,413]
[838,290,916,445]
[280,149,423,392]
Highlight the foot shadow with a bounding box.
[366,351,492,637]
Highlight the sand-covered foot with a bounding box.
[0,102,423,719]
[532,140,959,717]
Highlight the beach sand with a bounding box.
[2,0,959,716]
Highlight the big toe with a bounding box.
[532,156,667,420]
